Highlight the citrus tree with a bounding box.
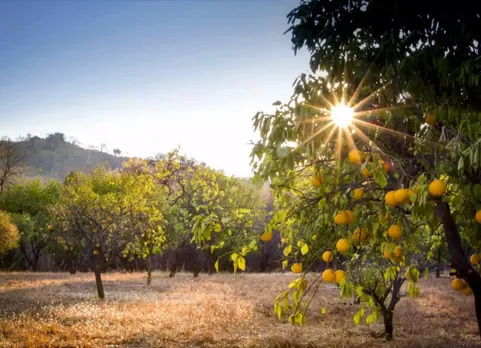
[51,168,164,298]
[246,0,481,339]
[0,179,60,271]
[0,210,19,255]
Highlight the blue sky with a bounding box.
[0,0,308,177]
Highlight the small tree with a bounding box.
[0,180,60,271]
[52,168,162,298]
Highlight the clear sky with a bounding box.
[0,0,309,177]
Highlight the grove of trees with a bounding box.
[1,0,481,343]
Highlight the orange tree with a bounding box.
[246,0,481,339]
[51,168,164,298]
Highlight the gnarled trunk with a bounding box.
[94,269,105,299]
[435,200,481,336]
[436,248,441,278]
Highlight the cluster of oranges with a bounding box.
[451,278,473,295]
[334,210,355,225]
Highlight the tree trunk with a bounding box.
[193,249,201,278]
[94,269,105,299]
[435,200,481,336]
[169,251,179,278]
[68,258,77,275]
[383,310,394,341]
[436,248,441,278]
[146,256,152,286]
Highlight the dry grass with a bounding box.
[0,272,479,347]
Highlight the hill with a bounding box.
[18,133,128,180]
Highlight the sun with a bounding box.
[331,102,353,128]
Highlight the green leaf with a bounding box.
[282,260,288,269]
[301,243,309,255]
[373,169,388,188]
[214,259,219,273]
[237,256,246,271]
[251,173,264,189]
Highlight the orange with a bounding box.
[291,263,302,274]
[385,191,399,207]
[425,114,437,126]
[388,224,402,240]
[334,270,346,284]
[311,176,323,187]
[348,149,363,164]
[429,179,446,197]
[345,210,355,224]
[334,211,349,225]
[322,251,333,263]
[260,232,273,242]
[475,210,481,224]
[470,254,481,265]
[47,225,53,230]
[383,251,391,259]
[322,268,336,283]
[394,246,404,258]
[451,278,465,291]
[461,286,473,295]
[353,188,364,200]
[394,189,408,205]
[336,238,350,253]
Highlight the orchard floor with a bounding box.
[0,272,479,348]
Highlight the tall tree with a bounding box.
[0,138,27,197]
[243,0,481,339]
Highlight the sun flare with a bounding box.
[331,103,353,128]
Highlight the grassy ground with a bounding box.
[0,272,479,347]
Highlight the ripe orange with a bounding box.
[322,268,336,283]
[388,224,403,240]
[394,246,404,258]
[336,238,350,253]
[322,251,333,263]
[334,270,346,284]
[425,114,437,126]
[394,189,408,205]
[462,286,473,295]
[451,278,465,291]
[475,210,481,224]
[383,251,391,259]
[334,211,349,225]
[385,191,399,207]
[353,228,370,242]
[348,149,363,164]
[470,254,481,265]
[260,232,273,242]
[345,210,355,224]
[353,188,364,200]
[429,179,446,197]
[291,263,303,274]
[311,176,323,187]
[47,225,53,230]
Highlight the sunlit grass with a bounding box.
[0,272,478,347]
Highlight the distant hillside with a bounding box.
[18,133,128,180]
